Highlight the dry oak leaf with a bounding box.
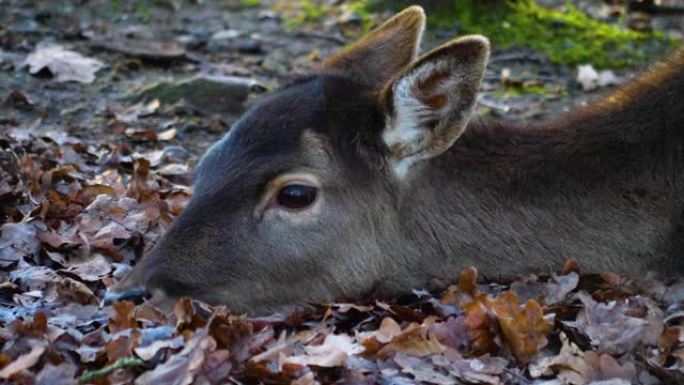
[530,332,637,384]
[107,329,142,363]
[441,266,479,306]
[35,363,78,385]
[432,352,508,385]
[393,352,456,385]
[461,294,501,356]
[490,290,553,364]
[135,329,217,385]
[12,312,49,340]
[284,333,364,367]
[134,335,184,361]
[63,254,112,282]
[0,222,40,267]
[672,349,684,373]
[24,44,104,84]
[359,317,449,359]
[544,272,580,305]
[0,342,47,379]
[107,301,138,333]
[565,292,663,355]
[37,230,81,251]
[442,267,502,356]
[358,317,402,354]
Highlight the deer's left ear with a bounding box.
[323,6,425,88]
[381,35,490,179]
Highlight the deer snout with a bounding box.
[103,255,158,307]
[103,283,175,310]
[103,254,178,309]
[103,279,176,309]
[102,285,147,306]
[103,265,151,306]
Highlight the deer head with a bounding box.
[107,6,490,313]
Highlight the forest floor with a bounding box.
[1,0,683,384]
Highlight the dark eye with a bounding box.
[276,184,318,210]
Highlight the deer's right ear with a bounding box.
[380,36,490,179]
[323,6,425,88]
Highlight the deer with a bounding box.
[106,6,684,314]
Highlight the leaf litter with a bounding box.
[0,132,682,383]
[23,44,105,84]
[1,0,683,384]
[1,127,683,383]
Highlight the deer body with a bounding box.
[404,110,684,284]
[378,54,684,293]
[108,7,684,313]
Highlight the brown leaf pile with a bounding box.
[1,129,683,384]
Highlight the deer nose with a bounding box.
[102,286,148,306]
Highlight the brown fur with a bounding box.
[323,6,425,87]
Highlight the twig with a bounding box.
[78,358,145,384]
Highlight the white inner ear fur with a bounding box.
[383,59,466,179]
[382,35,489,180]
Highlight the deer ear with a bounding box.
[381,35,490,179]
[323,6,425,87]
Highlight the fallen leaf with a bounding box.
[115,99,160,123]
[24,44,104,83]
[0,342,47,379]
[135,329,216,385]
[0,223,40,267]
[135,336,184,361]
[544,272,579,305]
[490,291,553,364]
[432,352,507,385]
[565,292,663,355]
[285,333,363,367]
[35,363,78,385]
[38,230,81,251]
[577,64,599,91]
[394,353,455,385]
[108,301,138,333]
[531,332,637,384]
[63,254,112,282]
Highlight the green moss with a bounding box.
[470,1,672,68]
[275,0,372,34]
[301,0,327,21]
[135,2,151,23]
[346,0,373,33]
[241,0,261,7]
[278,0,329,28]
[99,0,152,23]
[366,0,676,69]
[494,82,565,97]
